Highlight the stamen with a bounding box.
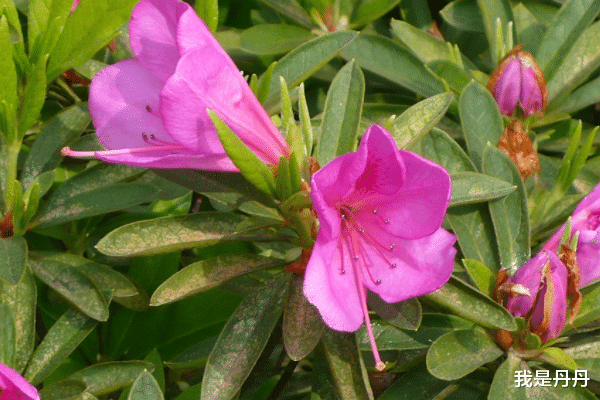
[390,244,395,250]
[373,208,377,214]
[145,105,152,112]
[384,219,390,224]
[391,263,397,268]
[61,144,186,158]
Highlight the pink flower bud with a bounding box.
[0,363,39,400]
[487,45,548,117]
[503,251,568,343]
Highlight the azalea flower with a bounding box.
[501,251,569,343]
[543,182,600,287]
[487,45,547,117]
[62,0,289,170]
[0,363,39,400]
[303,125,457,370]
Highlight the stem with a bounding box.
[265,360,298,400]
[4,142,21,211]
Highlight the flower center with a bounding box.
[586,212,600,231]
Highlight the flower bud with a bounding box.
[498,251,568,343]
[487,45,548,117]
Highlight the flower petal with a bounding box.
[160,47,288,164]
[89,59,171,150]
[129,0,188,82]
[95,149,236,170]
[519,66,543,116]
[304,232,364,332]
[357,227,456,302]
[493,58,521,116]
[175,3,228,57]
[575,230,600,287]
[0,363,39,400]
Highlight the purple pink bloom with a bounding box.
[0,363,38,400]
[303,125,456,370]
[487,45,547,117]
[62,0,289,170]
[543,182,600,287]
[503,251,568,343]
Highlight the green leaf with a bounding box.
[415,128,477,173]
[150,254,286,306]
[482,145,530,274]
[283,274,325,361]
[340,33,445,98]
[389,92,453,149]
[440,0,485,32]
[28,255,110,321]
[128,370,164,400]
[422,276,516,331]
[0,267,36,373]
[22,103,90,188]
[356,320,453,351]
[399,0,432,30]
[450,171,516,206]
[350,0,401,27]
[17,54,48,139]
[426,326,503,380]
[27,0,72,62]
[194,0,218,33]
[96,212,289,257]
[427,60,471,94]
[321,329,374,400]
[476,0,515,63]
[367,293,422,331]
[462,259,496,297]
[542,347,578,370]
[571,283,600,328]
[46,0,139,81]
[264,31,358,109]
[29,252,137,298]
[0,236,27,285]
[552,74,600,114]
[0,301,16,367]
[240,24,316,55]
[547,20,600,104]
[535,0,600,81]
[315,60,364,166]
[209,110,276,197]
[34,182,159,229]
[38,379,88,400]
[0,16,17,140]
[378,365,451,400]
[25,308,97,385]
[565,338,600,380]
[201,273,291,400]
[67,362,154,397]
[459,80,503,171]
[488,352,527,400]
[258,0,314,29]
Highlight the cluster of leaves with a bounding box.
[2,0,600,399]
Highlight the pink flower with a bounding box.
[0,363,39,400]
[62,0,289,171]
[70,0,79,12]
[487,45,547,117]
[504,251,568,343]
[303,125,456,370]
[543,182,600,287]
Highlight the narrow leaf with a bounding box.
[128,370,164,400]
[68,361,154,397]
[450,171,516,206]
[0,236,27,285]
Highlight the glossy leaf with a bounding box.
[209,110,276,197]
[389,92,452,149]
[0,236,27,285]
[439,0,485,32]
[356,321,454,351]
[22,103,90,188]
[367,293,422,331]
[351,0,401,27]
[0,301,16,367]
[0,267,36,373]
[553,74,600,114]
[96,212,289,257]
[449,171,516,206]
[128,370,164,400]
[17,55,47,139]
[194,0,218,33]
[258,0,313,29]
[340,33,445,98]
[68,362,154,397]
[151,254,286,306]
[462,258,496,297]
[476,0,515,63]
[25,308,97,385]
[321,329,374,400]
[399,0,432,30]
[547,20,600,104]
[263,31,358,109]
[488,352,527,400]
[483,146,530,274]
[38,379,88,400]
[27,0,72,62]
[426,327,503,380]
[201,273,291,400]
[459,81,503,171]
[427,60,471,94]
[240,24,315,55]
[46,0,139,80]
[535,0,600,81]
[378,365,451,400]
[283,274,325,361]
[423,276,516,331]
[315,60,364,166]
[0,16,17,140]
